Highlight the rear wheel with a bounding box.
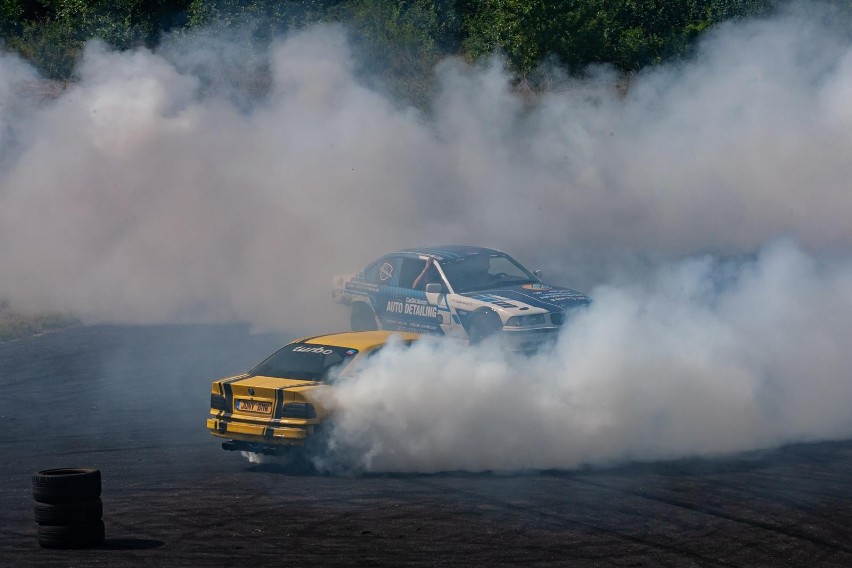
[468,311,502,344]
[350,303,378,331]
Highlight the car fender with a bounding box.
[462,306,503,332]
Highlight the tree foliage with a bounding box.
[0,0,782,85]
[460,0,775,75]
[1,0,191,78]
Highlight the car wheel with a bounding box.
[350,303,378,331]
[34,499,103,525]
[468,310,502,344]
[32,468,101,504]
[37,520,105,549]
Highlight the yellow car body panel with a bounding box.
[300,330,419,350]
[208,330,418,451]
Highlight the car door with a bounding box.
[376,255,444,334]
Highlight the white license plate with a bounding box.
[235,399,272,414]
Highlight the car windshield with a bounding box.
[250,344,359,381]
[440,253,537,293]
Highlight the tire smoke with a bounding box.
[1,5,851,328]
[318,241,852,472]
[1,4,851,470]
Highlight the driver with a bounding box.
[412,257,441,290]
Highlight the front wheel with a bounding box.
[467,311,502,344]
[350,303,378,331]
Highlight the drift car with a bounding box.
[207,330,418,455]
[333,245,590,348]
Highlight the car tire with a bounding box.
[468,310,502,344]
[37,520,105,549]
[32,468,101,504]
[350,303,378,331]
[34,499,103,525]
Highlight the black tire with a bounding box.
[34,499,103,525]
[37,520,105,549]
[468,311,502,344]
[350,303,378,331]
[32,468,101,504]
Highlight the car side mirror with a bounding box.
[533,270,543,279]
[425,283,443,294]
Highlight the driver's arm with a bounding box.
[412,257,435,290]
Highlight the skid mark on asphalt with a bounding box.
[571,476,852,558]
[406,477,741,568]
[682,470,852,535]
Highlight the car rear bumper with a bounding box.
[207,417,312,447]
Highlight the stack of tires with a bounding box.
[32,468,105,549]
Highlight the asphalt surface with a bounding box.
[2,324,852,567]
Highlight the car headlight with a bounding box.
[505,314,546,327]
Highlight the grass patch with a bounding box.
[0,301,80,342]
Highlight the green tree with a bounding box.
[460,0,775,76]
[2,0,191,78]
[334,0,460,101]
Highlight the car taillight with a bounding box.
[211,393,228,411]
[281,402,316,419]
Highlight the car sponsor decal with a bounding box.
[523,283,552,290]
[470,294,517,309]
[378,292,444,334]
[385,297,439,319]
[346,279,381,294]
[382,317,444,334]
[292,345,334,355]
[379,262,394,281]
[473,288,589,312]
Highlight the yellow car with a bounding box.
[207,330,418,456]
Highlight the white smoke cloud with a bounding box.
[1,5,851,326]
[320,240,852,472]
[1,3,852,470]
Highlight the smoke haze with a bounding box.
[321,240,852,472]
[2,3,852,470]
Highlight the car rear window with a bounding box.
[250,344,360,381]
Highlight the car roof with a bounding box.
[394,245,505,261]
[296,330,420,350]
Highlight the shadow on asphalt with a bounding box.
[99,538,165,550]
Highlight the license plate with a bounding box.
[235,399,272,414]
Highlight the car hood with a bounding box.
[460,283,590,312]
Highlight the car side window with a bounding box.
[366,256,400,286]
[398,258,425,289]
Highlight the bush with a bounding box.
[0,302,79,342]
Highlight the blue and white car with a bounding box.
[332,245,590,348]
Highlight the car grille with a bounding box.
[550,312,565,326]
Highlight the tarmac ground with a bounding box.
[2,324,851,567]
